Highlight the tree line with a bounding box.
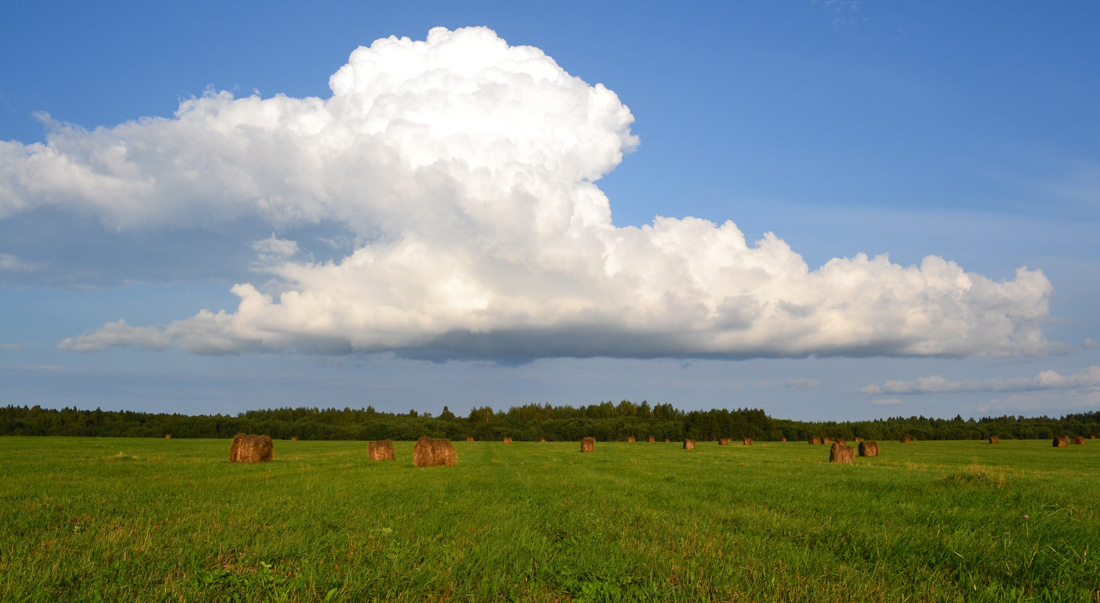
[2,403,1098,442]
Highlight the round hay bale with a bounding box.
[369,439,395,461]
[229,433,274,463]
[627,436,636,443]
[742,438,752,446]
[466,436,474,442]
[540,438,546,442]
[1090,435,1096,440]
[808,437,821,445]
[647,436,656,443]
[781,437,787,442]
[1053,436,1068,447]
[829,441,855,464]
[581,437,596,453]
[988,436,999,444]
[413,436,457,467]
[503,437,513,445]
[290,436,299,441]
[854,437,864,442]
[836,438,847,446]
[822,438,832,445]
[900,436,915,443]
[164,434,172,439]
[664,438,670,443]
[858,441,879,457]
[718,438,731,446]
[1071,436,1086,445]
[683,439,696,450]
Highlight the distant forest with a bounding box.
[2,403,1099,442]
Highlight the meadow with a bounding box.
[1,437,1097,602]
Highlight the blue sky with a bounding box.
[1,1,1098,420]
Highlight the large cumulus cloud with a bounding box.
[0,27,1052,360]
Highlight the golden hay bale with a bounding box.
[854,437,864,442]
[988,436,999,444]
[647,436,656,443]
[829,442,855,464]
[743,438,752,446]
[858,441,879,457]
[627,436,636,443]
[290,436,298,441]
[540,438,546,442]
[900,436,915,443]
[823,438,832,445]
[719,438,731,446]
[164,434,172,439]
[1073,436,1087,445]
[1052,436,1068,447]
[503,437,513,444]
[369,439,395,461]
[808,437,821,445]
[581,437,596,453]
[781,437,787,442]
[229,433,273,463]
[1090,435,1096,440]
[413,436,457,467]
[665,438,670,443]
[466,436,474,442]
[683,439,696,450]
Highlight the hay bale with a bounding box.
[503,437,513,445]
[743,438,752,446]
[683,439,696,450]
[1053,436,1068,447]
[988,436,999,444]
[647,436,656,443]
[466,436,474,442]
[413,436,457,467]
[581,437,596,453]
[835,438,846,446]
[829,441,855,464]
[164,434,172,439]
[822,438,832,445]
[854,437,864,442]
[540,438,546,442]
[781,437,787,442]
[665,438,670,443]
[1071,436,1086,445]
[808,437,821,445]
[627,436,636,443]
[858,441,879,457]
[1090,435,1096,440]
[290,436,298,441]
[369,439,395,461]
[718,438,731,446]
[900,436,915,443]
[229,433,274,463]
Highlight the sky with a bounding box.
[1,1,1098,421]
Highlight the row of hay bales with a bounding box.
[229,433,1088,466]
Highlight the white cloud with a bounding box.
[0,27,1053,360]
[58,319,171,352]
[0,253,43,272]
[861,366,1100,395]
[978,388,1100,415]
[1084,338,1098,350]
[786,378,821,389]
[0,343,23,351]
[871,398,903,406]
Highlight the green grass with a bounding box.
[1,437,1098,602]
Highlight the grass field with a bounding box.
[1,437,1098,602]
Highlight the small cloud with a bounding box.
[0,253,44,272]
[786,378,821,389]
[862,366,1100,395]
[1084,338,1099,350]
[251,234,300,265]
[0,343,23,351]
[58,319,171,352]
[872,398,903,406]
